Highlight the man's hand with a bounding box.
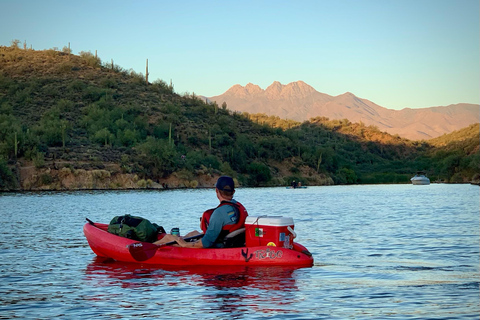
[177,237,204,248]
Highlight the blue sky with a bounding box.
[1,0,478,110]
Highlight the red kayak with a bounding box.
[83,221,314,267]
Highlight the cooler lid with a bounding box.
[245,216,294,226]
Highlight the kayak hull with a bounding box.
[84,222,314,267]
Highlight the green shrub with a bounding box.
[137,179,147,188]
[40,173,53,185]
[33,152,45,168]
[137,137,178,178]
[68,80,86,92]
[0,158,17,189]
[247,162,272,186]
[93,128,114,146]
[56,62,73,73]
[79,51,101,67]
[150,79,173,94]
[335,168,358,184]
[289,167,300,173]
[200,155,221,170]
[100,77,117,89]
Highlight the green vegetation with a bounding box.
[0,42,478,190]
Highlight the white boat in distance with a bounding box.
[411,171,430,185]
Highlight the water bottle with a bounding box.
[170,227,180,236]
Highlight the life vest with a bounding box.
[200,200,248,236]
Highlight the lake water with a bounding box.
[0,184,478,319]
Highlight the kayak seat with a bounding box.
[223,228,246,248]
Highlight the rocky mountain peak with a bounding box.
[226,84,246,95]
[224,81,319,100]
[265,81,284,97]
[244,83,263,95]
[282,81,316,98]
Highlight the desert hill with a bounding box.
[1,44,478,190]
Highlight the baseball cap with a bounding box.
[215,176,235,191]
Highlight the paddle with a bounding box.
[128,234,204,261]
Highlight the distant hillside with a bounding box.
[1,44,478,191]
[425,123,480,183]
[208,81,479,141]
[429,123,479,148]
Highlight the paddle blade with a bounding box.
[128,242,160,261]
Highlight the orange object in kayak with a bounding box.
[83,222,314,267]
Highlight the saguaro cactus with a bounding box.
[316,153,322,172]
[208,128,212,152]
[14,131,19,158]
[145,59,149,84]
[61,123,67,148]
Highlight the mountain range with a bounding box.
[208,81,479,140]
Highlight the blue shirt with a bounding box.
[201,200,239,248]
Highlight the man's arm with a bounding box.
[175,237,204,248]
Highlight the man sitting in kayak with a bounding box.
[154,175,248,248]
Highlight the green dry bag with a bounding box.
[107,214,164,242]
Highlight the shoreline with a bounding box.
[1,181,477,194]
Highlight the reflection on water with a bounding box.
[0,184,479,319]
[84,256,303,318]
[85,256,300,291]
